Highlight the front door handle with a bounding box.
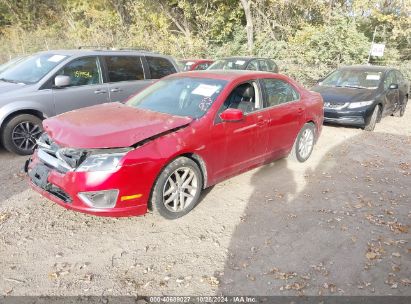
[257,116,269,127]
[94,89,107,94]
[110,88,122,93]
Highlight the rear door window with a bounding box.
[258,60,270,71]
[105,56,144,82]
[267,60,278,72]
[146,56,176,79]
[246,60,259,71]
[261,79,299,107]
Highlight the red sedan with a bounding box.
[179,59,214,71]
[26,71,323,219]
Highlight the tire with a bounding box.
[151,157,203,219]
[1,114,43,155]
[290,123,315,163]
[363,105,380,131]
[393,97,407,117]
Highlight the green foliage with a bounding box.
[289,16,370,66]
[0,0,409,86]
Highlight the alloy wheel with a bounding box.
[162,167,199,212]
[11,121,42,152]
[298,128,314,159]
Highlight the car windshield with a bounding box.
[0,56,28,74]
[127,77,227,118]
[320,69,382,89]
[0,53,68,84]
[208,59,247,70]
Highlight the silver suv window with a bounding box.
[0,53,67,84]
[105,56,145,82]
[146,56,177,79]
[56,56,102,87]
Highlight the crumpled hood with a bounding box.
[43,102,193,149]
[311,85,376,103]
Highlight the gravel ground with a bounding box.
[0,110,410,296]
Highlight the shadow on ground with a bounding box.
[0,146,29,202]
[218,132,411,296]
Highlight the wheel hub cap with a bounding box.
[298,129,314,159]
[163,167,198,212]
[12,122,42,152]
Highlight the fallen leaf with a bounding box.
[366,252,378,260]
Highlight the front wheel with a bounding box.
[290,123,315,163]
[363,105,380,131]
[1,114,43,155]
[151,157,203,219]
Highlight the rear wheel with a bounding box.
[1,114,43,155]
[290,123,315,163]
[364,105,380,131]
[151,157,203,219]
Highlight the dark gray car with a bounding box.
[0,49,179,155]
[207,57,279,73]
[311,65,409,131]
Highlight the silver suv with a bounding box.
[0,49,179,155]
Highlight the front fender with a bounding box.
[0,100,52,127]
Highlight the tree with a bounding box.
[239,0,253,54]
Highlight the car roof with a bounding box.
[221,57,272,61]
[35,49,170,57]
[168,70,276,81]
[180,59,213,63]
[338,65,395,72]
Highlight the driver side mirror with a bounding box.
[220,108,244,122]
[54,75,71,88]
[389,83,398,90]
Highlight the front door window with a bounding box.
[57,57,102,87]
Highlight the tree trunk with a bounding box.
[240,0,254,54]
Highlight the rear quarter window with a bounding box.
[146,56,177,79]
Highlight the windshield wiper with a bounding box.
[0,78,19,84]
[342,85,366,89]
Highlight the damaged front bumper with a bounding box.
[25,134,153,217]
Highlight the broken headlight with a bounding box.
[76,148,132,172]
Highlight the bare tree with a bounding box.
[240,0,254,54]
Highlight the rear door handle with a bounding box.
[94,89,107,94]
[297,107,304,114]
[110,88,122,93]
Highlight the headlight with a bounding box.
[348,100,374,109]
[76,148,132,172]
